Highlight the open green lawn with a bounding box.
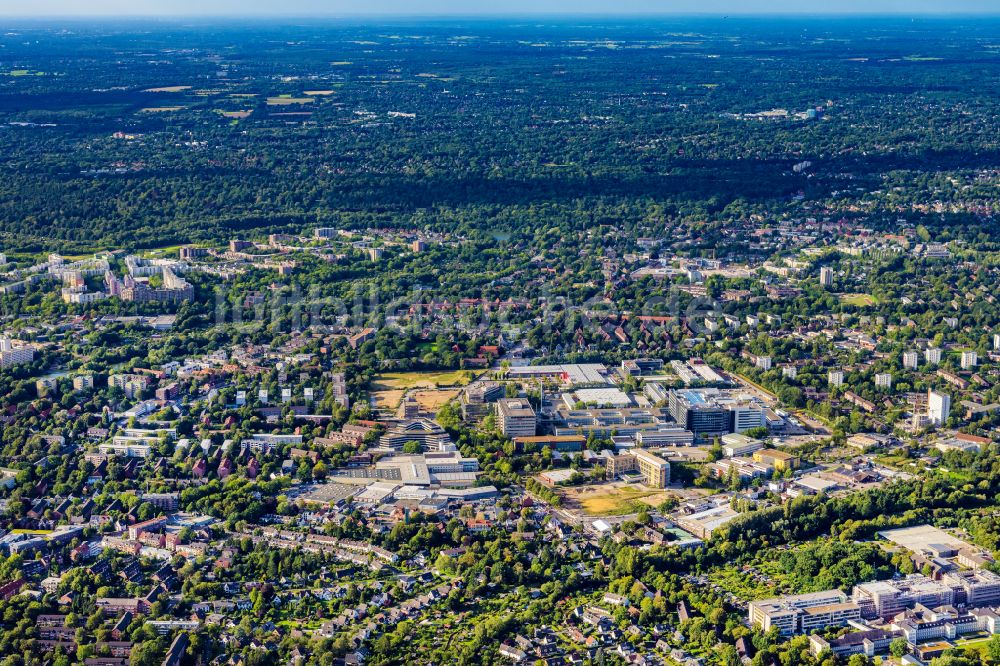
[372,370,480,390]
[839,293,876,307]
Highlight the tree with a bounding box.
[890,638,909,658]
[987,635,1000,665]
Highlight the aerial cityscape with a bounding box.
[2,6,1000,666]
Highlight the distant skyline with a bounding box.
[6,0,1000,18]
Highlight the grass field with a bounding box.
[372,370,479,390]
[955,634,995,655]
[839,293,876,307]
[373,389,406,410]
[140,244,187,258]
[412,389,461,411]
[266,96,314,105]
[559,484,673,516]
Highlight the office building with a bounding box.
[378,419,452,452]
[460,382,504,421]
[749,590,855,635]
[632,449,670,488]
[621,358,665,377]
[634,428,695,447]
[853,576,954,619]
[667,388,766,436]
[496,399,537,438]
[721,433,764,458]
[752,448,800,472]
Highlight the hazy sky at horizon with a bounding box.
[6,0,1000,17]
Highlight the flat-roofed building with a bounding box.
[506,363,609,387]
[378,419,452,451]
[721,433,764,457]
[928,390,952,427]
[621,358,664,376]
[676,505,740,539]
[0,337,34,369]
[752,448,800,472]
[460,382,504,421]
[513,435,585,452]
[496,399,537,438]
[667,388,767,436]
[852,575,954,619]
[635,428,695,447]
[748,590,853,635]
[633,449,670,488]
[942,569,1000,607]
[800,601,864,633]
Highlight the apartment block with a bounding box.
[928,390,951,427]
[0,337,34,369]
